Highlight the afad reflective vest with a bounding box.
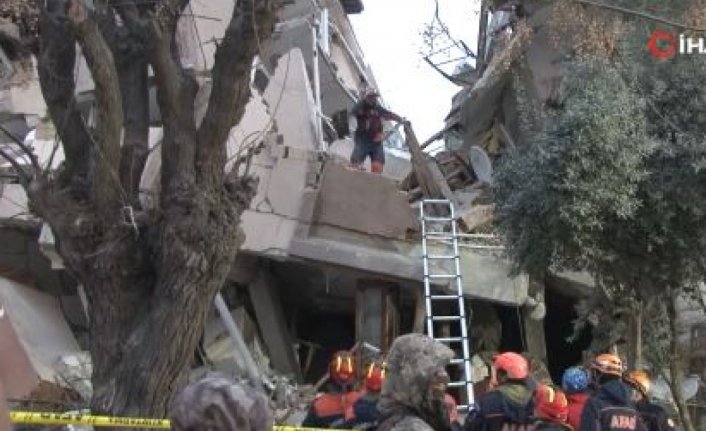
[597,406,643,431]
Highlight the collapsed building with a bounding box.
[0,0,535,414]
[418,0,706,423]
[4,0,702,424]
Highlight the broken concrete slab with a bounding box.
[312,162,417,239]
[0,276,81,397]
[54,352,92,401]
[248,270,303,382]
[457,204,496,232]
[204,306,272,379]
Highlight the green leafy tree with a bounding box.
[495,15,706,428]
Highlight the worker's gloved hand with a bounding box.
[401,118,411,126]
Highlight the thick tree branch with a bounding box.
[149,8,198,197]
[118,58,150,206]
[67,0,124,214]
[37,3,93,196]
[195,0,278,190]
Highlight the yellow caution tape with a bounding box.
[10,411,171,428]
[10,411,348,431]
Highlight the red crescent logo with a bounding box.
[647,29,677,59]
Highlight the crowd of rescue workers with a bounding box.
[163,334,678,431]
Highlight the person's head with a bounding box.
[363,360,386,393]
[328,350,356,386]
[624,369,651,401]
[490,352,529,388]
[380,334,454,431]
[329,351,356,386]
[588,353,624,385]
[170,376,272,431]
[561,366,590,394]
[363,88,380,105]
[535,385,569,425]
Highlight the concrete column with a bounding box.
[248,268,303,382]
[522,280,547,363]
[355,279,400,356]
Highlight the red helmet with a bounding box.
[535,385,569,423]
[589,353,624,377]
[364,361,386,392]
[329,351,355,385]
[493,352,529,380]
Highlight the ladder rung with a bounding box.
[430,294,459,300]
[448,381,467,388]
[422,199,452,204]
[424,235,456,241]
[432,316,462,321]
[422,217,454,222]
[456,405,472,411]
[425,254,458,259]
[426,274,459,279]
[449,358,465,365]
[436,337,464,343]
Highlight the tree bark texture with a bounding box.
[666,290,696,431]
[24,0,279,417]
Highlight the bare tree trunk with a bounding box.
[666,289,696,431]
[26,0,279,418]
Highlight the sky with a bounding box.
[349,0,481,144]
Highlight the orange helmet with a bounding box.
[535,385,569,423]
[624,370,651,396]
[329,351,356,385]
[493,352,529,380]
[589,353,624,376]
[364,361,386,392]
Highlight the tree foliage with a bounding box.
[495,2,706,428]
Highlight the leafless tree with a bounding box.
[0,0,279,417]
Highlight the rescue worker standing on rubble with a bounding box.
[624,370,678,431]
[562,366,592,430]
[464,352,535,431]
[344,360,386,430]
[376,333,455,431]
[350,88,406,174]
[579,354,647,431]
[303,351,361,428]
[534,385,574,431]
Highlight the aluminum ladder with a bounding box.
[420,199,475,412]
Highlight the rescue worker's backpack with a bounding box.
[598,406,642,431]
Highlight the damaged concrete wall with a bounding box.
[312,162,416,240]
[0,277,81,396]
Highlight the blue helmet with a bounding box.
[562,366,589,394]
